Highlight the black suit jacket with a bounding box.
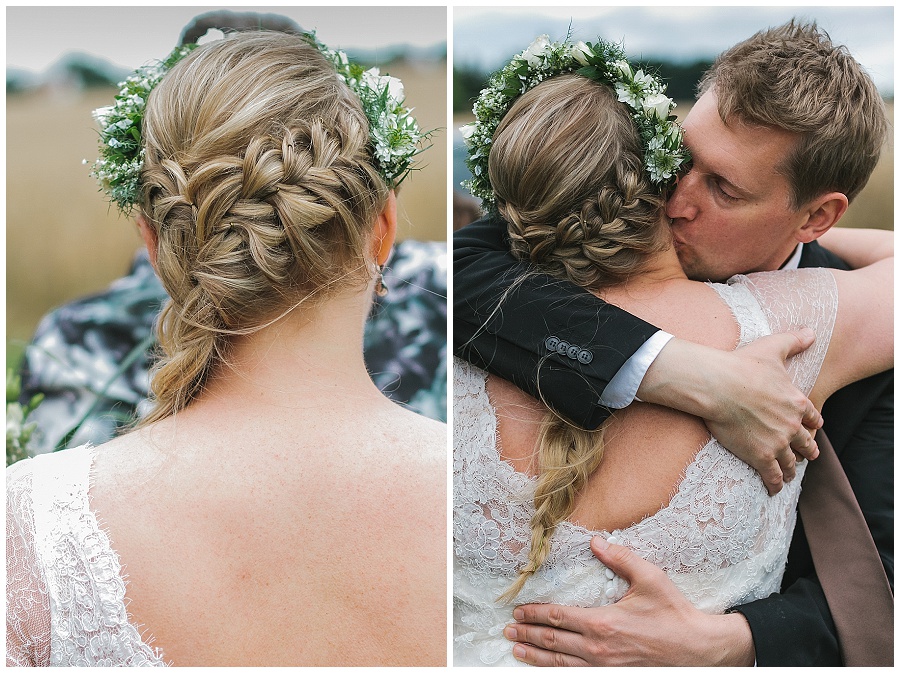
[454,215,657,429]
[453,219,893,666]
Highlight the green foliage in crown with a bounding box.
[308,32,433,189]
[89,44,198,215]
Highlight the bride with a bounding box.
[7,31,445,666]
[453,37,892,665]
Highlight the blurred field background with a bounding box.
[7,8,447,368]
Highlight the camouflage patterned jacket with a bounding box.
[19,240,446,455]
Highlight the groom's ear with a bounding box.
[795,191,849,244]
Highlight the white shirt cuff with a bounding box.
[599,331,674,408]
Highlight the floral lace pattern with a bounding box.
[6,445,167,666]
[453,268,838,666]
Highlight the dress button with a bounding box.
[577,349,593,364]
[567,344,580,359]
[605,568,615,580]
[607,535,619,545]
[556,340,570,356]
[605,587,617,599]
[545,336,560,352]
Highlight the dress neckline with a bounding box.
[474,362,722,540]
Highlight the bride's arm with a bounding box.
[816,256,894,403]
[817,227,892,268]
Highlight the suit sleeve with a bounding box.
[734,241,893,666]
[454,214,659,430]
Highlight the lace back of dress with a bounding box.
[6,447,166,666]
[7,459,52,666]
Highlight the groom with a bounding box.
[454,21,891,666]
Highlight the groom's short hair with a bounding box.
[699,20,887,208]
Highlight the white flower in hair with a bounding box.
[571,41,592,66]
[523,35,552,67]
[642,92,675,121]
[612,60,633,79]
[459,123,477,147]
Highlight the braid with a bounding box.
[489,74,670,599]
[499,413,604,603]
[137,32,387,425]
[504,169,667,291]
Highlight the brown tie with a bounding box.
[798,430,893,666]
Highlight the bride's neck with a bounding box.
[602,242,688,296]
[196,284,383,407]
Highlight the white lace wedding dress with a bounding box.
[7,444,167,666]
[453,269,838,666]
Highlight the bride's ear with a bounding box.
[373,190,398,266]
[135,213,159,269]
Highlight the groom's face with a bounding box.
[666,90,809,282]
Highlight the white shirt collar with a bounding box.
[781,243,804,270]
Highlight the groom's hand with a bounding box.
[504,537,756,666]
[638,328,822,495]
[703,328,822,494]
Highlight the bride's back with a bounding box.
[90,397,445,665]
[490,277,739,533]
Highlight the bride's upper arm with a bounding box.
[821,260,893,396]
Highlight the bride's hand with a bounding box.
[504,537,756,666]
[638,329,822,495]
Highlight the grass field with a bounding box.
[7,60,448,364]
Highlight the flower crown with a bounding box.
[461,35,690,211]
[90,33,429,215]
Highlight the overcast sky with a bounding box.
[454,6,893,95]
[7,6,447,74]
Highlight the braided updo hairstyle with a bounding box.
[489,74,671,601]
[138,32,388,425]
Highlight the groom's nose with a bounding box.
[665,170,699,223]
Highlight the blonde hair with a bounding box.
[138,32,388,424]
[700,20,887,207]
[489,74,669,601]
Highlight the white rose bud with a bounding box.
[612,60,633,79]
[642,92,674,120]
[571,41,592,66]
[459,123,477,147]
[523,34,551,67]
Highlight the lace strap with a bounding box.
[735,268,838,395]
[29,446,95,598]
[28,446,165,666]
